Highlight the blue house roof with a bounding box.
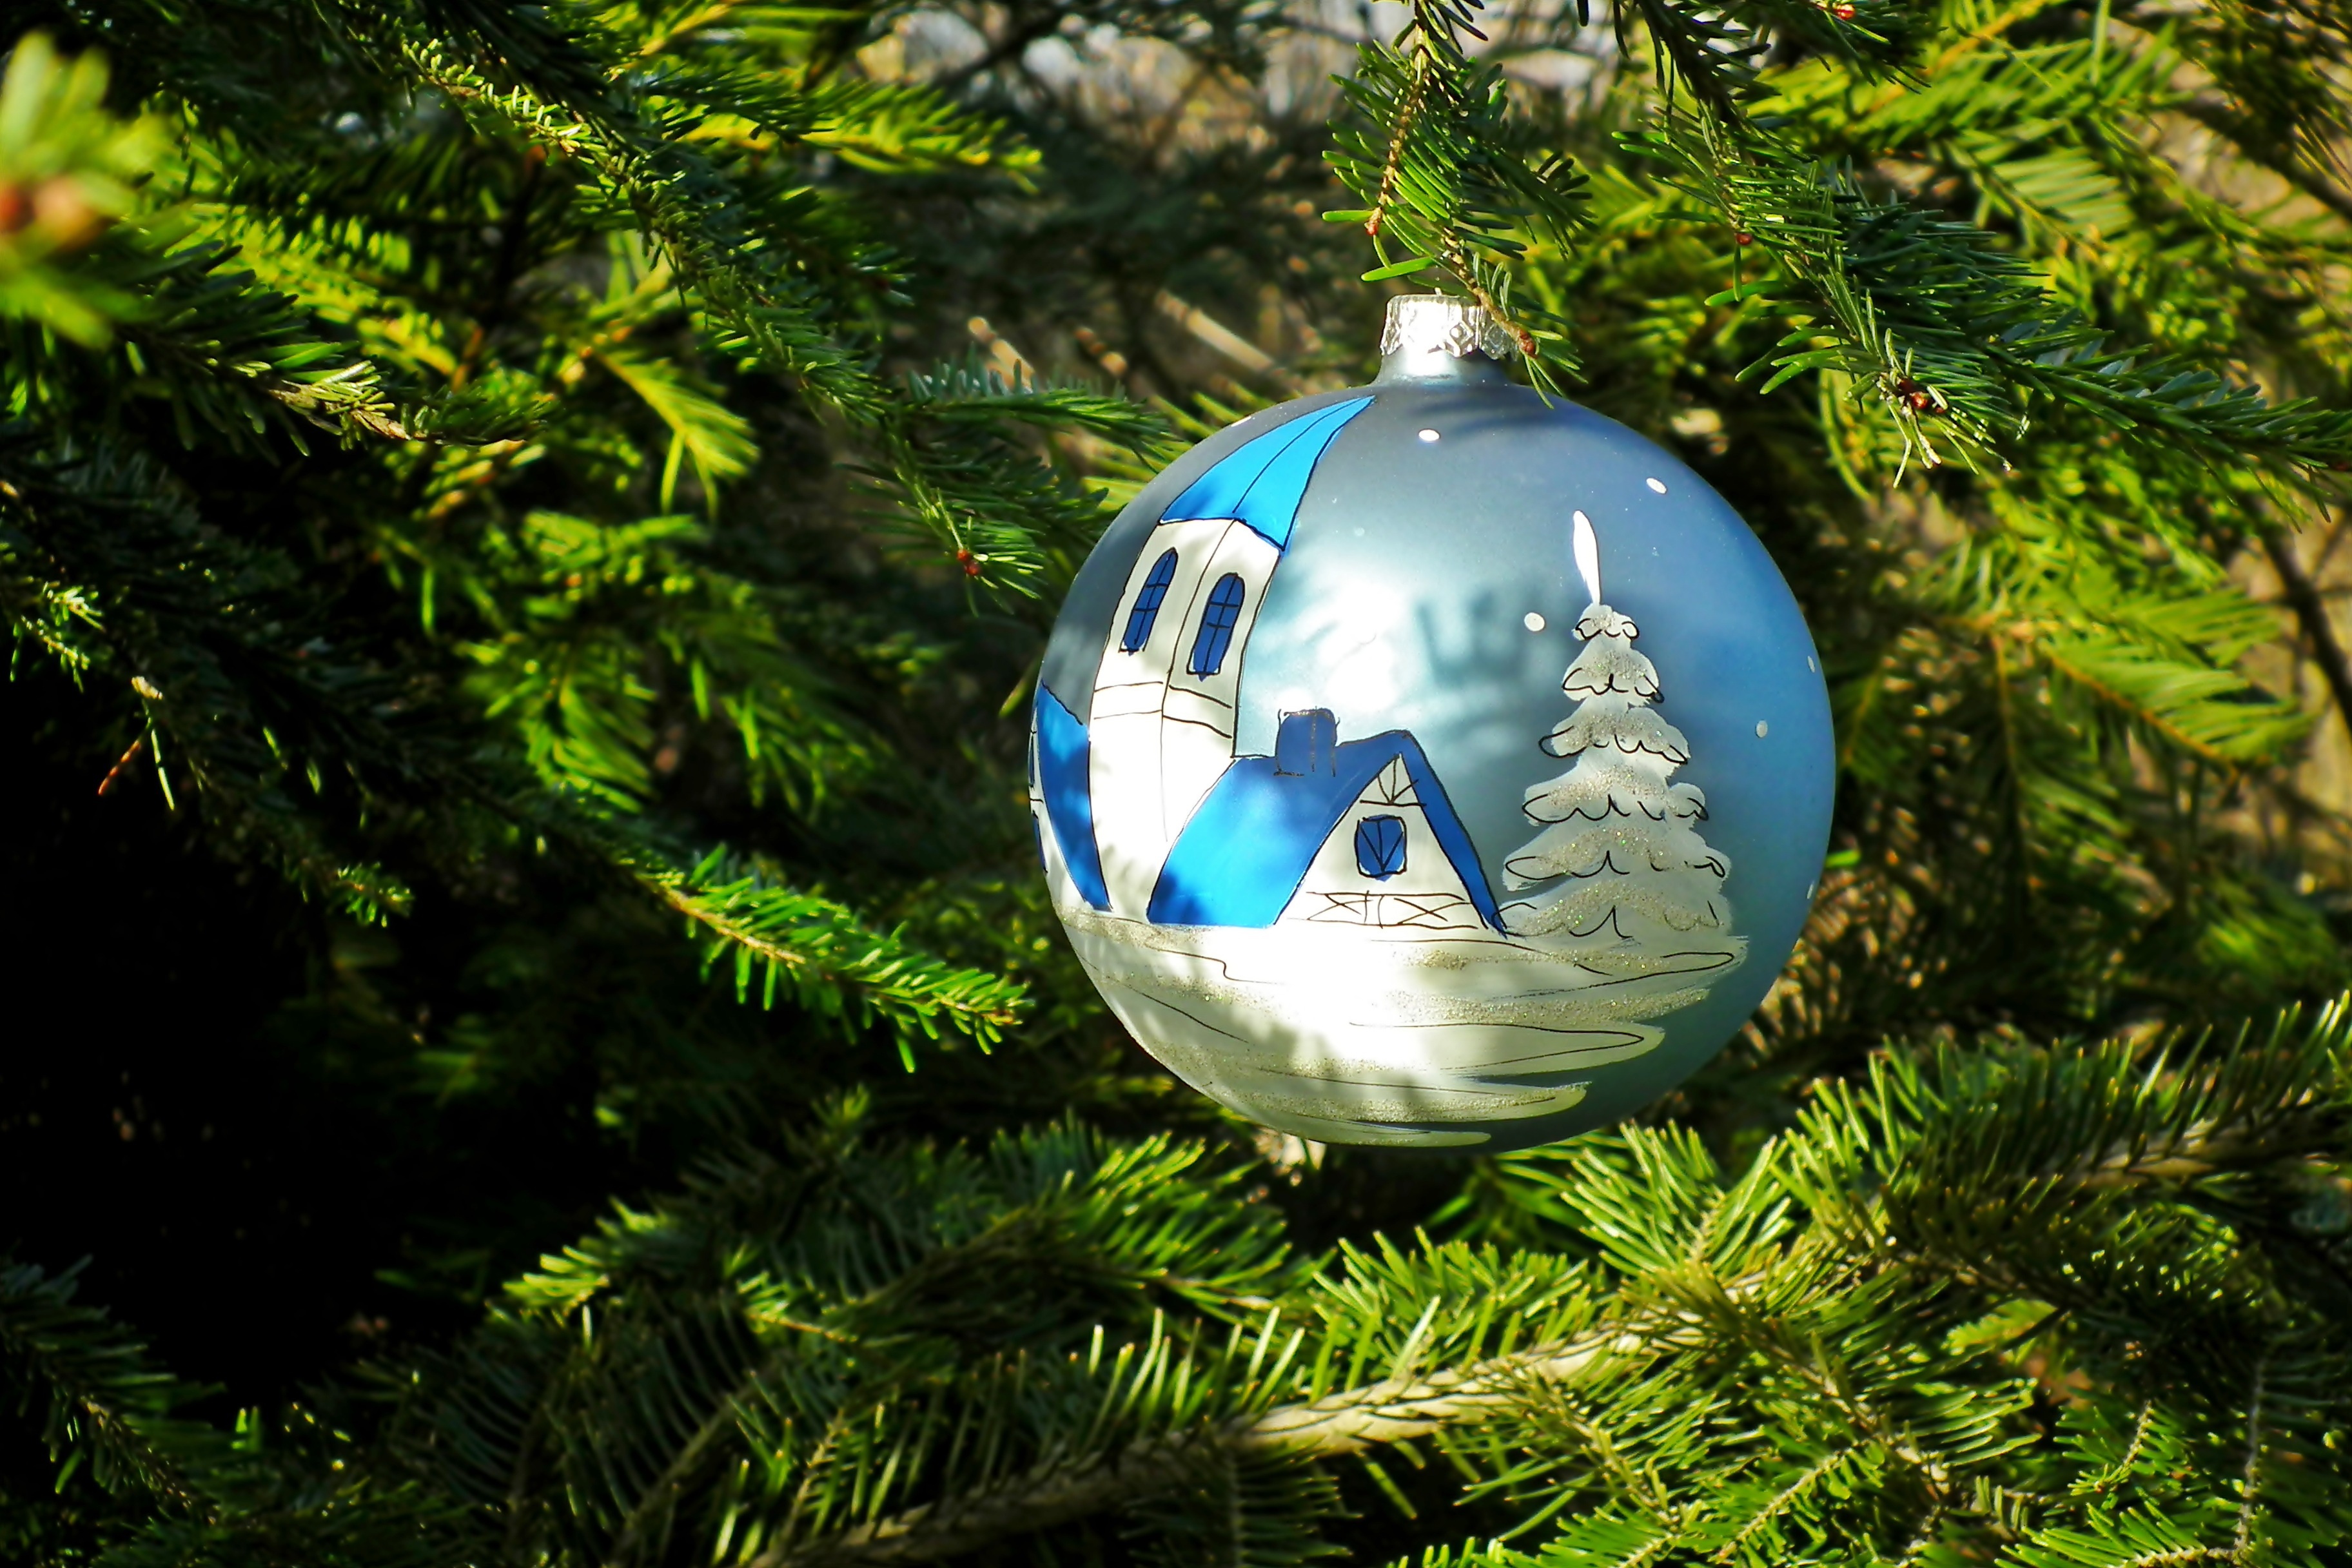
[1158,396,1372,550]
[1147,731,1504,930]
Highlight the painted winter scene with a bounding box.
[1030,398,1746,1148]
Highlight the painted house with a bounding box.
[1032,395,1507,938]
[1148,710,1501,935]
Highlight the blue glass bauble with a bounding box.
[1031,299,1834,1150]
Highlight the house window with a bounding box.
[1187,573,1247,676]
[1121,550,1179,652]
[1355,816,1407,879]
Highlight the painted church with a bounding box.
[1031,396,1504,937]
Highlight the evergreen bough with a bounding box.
[6,0,2352,1562]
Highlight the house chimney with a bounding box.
[1275,710,1338,776]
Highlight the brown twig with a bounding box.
[95,735,146,797]
[2264,528,2352,747]
[1366,52,1432,239]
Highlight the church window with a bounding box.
[1355,816,1407,879]
[1121,550,1179,652]
[1187,573,1246,676]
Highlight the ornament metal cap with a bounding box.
[1376,294,1514,384]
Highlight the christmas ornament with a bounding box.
[1031,296,1834,1149]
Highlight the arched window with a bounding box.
[1355,816,1407,879]
[1187,574,1247,677]
[1120,550,1179,653]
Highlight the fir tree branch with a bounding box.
[1326,0,1589,383]
[1637,117,2352,473]
[635,848,1030,1049]
[754,1337,1610,1568]
[0,1259,228,1513]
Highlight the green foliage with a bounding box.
[1435,1006,2352,1567]
[21,1015,2351,1566]
[636,845,1029,1051]
[1327,0,1592,386]
[0,0,1116,1043]
[0,35,159,343]
[9,0,2352,1563]
[0,1260,226,1511]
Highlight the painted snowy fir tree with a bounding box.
[1502,515,1741,985]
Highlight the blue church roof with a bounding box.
[1147,730,1504,930]
[1157,396,1372,550]
[1034,682,1109,909]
